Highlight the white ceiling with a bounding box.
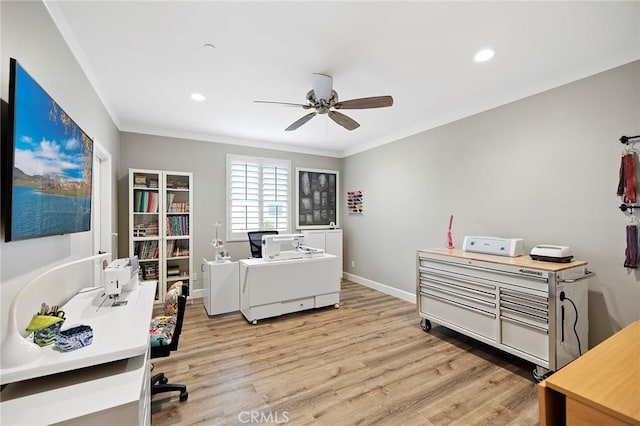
[45,1,640,158]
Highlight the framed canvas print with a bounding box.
[296,167,339,229]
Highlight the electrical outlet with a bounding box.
[351,260,355,268]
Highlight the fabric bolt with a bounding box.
[624,153,636,203]
[618,156,626,196]
[624,225,638,268]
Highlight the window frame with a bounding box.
[226,154,291,242]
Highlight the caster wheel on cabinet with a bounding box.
[531,367,552,383]
[252,320,258,325]
[420,318,432,332]
[334,303,340,309]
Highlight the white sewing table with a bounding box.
[239,254,340,323]
[0,281,156,425]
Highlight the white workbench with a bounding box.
[0,281,156,425]
[239,254,340,323]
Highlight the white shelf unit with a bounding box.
[129,169,193,302]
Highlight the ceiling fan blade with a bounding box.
[285,112,317,131]
[328,110,360,131]
[312,73,333,101]
[254,100,311,109]
[334,95,393,109]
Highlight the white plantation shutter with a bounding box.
[230,162,260,236]
[262,165,289,232]
[227,155,290,240]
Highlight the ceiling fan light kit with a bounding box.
[255,73,393,131]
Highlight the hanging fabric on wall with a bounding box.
[617,155,626,196]
[619,152,637,203]
[624,224,638,268]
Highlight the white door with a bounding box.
[92,141,113,284]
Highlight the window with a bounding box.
[227,154,290,241]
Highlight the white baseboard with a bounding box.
[343,272,415,304]
[190,275,415,304]
[191,288,204,300]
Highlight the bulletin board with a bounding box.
[296,168,339,229]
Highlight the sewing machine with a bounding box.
[103,256,140,305]
[262,234,324,261]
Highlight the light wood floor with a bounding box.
[151,280,539,425]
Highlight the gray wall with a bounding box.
[118,132,341,292]
[0,1,120,338]
[343,61,640,346]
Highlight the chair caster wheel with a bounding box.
[160,377,168,385]
[180,391,189,402]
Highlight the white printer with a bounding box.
[463,236,524,257]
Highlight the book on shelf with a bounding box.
[169,202,188,213]
[134,175,147,186]
[133,222,158,237]
[166,192,175,212]
[166,216,189,236]
[134,190,159,213]
[167,265,180,276]
[134,240,159,260]
[165,240,190,257]
[166,179,189,190]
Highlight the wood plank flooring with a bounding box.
[151,280,539,425]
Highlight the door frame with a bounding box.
[92,140,113,284]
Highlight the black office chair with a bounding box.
[247,230,279,258]
[149,282,188,402]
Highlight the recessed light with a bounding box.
[190,93,206,102]
[474,48,495,63]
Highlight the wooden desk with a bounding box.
[538,320,640,425]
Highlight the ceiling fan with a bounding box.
[255,73,393,131]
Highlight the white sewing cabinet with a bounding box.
[239,254,340,324]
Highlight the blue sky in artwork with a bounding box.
[13,63,89,181]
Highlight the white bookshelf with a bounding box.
[129,169,193,302]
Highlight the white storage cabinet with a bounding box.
[417,248,591,380]
[202,258,240,316]
[301,229,343,277]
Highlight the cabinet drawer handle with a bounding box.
[420,276,495,299]
[500,294,548,309]
[422,293,495,318]
[500,289,548,305]
[419,267,496,290]
[500,301,548,319]
[421,284,496,308]
[500,316,548,334]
